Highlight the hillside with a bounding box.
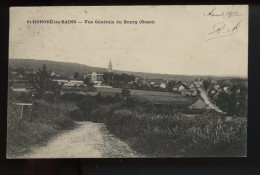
[9,59,107,77]
[9,58,240,80]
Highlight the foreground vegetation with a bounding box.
[73,94,247,157]
[107,109,246,157]
[7,92,76,158]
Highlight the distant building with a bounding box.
[25,68,36,74]
[151,78,165,83]
[189,99,207,109]
[173,84,185,92]
[189,84,196,89]
[50,72,59,77]
[189,87,198,96]
[194,80,203,87]
[223,86,231,94]
[160,82,167,89]
[214,85,220,90]
[11,83,28,92]
[82,59,113,86]
[84,72,103,85]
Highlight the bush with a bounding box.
[90,103,120,123]
[69,109,85,121]
[74,94,121,121]
[76,95,98,114]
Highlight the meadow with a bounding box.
[95,87,197,105]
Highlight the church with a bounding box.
[83,59,113,85]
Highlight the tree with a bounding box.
[30,64,53,102]
[74,72,80,80]
[203,80,211,90]
[50,81,62,105]
[103,72,114,85]
[15,68,26,75]
[121,88,131,100]
[83,76,93,88]
[166,81,175,92]
[103,72,110,84]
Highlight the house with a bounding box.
[194,80,203,87]
[223,86,231,94]
[153,82,161,88]
[50,72,59,78]
[160,82,167,89]
[11,83,28,92]
[189,83,196,89]
[151,78,165,83]
[83,72,104,85]
[173,84,185,92]
[189,87,198,96]
[210,89,216,95]
[25,69,36,74]
[189,99,207,109]
[214,85,220,90]
[179,85,185,91]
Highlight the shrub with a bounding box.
[69,109,85,121]
[90,103,120,123]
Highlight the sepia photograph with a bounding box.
[7,5,248,158]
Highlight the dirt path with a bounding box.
[198,87,224,113]
[20,121,143,158]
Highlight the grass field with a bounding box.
[7,97,76,158]
[95,87,197,105]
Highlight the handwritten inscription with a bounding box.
[204,7,243,41]
[207,21,241,41]
[204,7,242,18]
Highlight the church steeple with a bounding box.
[108,59,113,72]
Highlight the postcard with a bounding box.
[7,5,248,158]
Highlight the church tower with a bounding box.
[108,59,113,72]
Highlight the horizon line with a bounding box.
[9,58,248,79]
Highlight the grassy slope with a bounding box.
[105,109,247,157]
[6,100,76,158]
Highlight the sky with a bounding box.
[9,6,248,77]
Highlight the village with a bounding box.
[8,59,246,113]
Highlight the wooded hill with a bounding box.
[9,58,243,81]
